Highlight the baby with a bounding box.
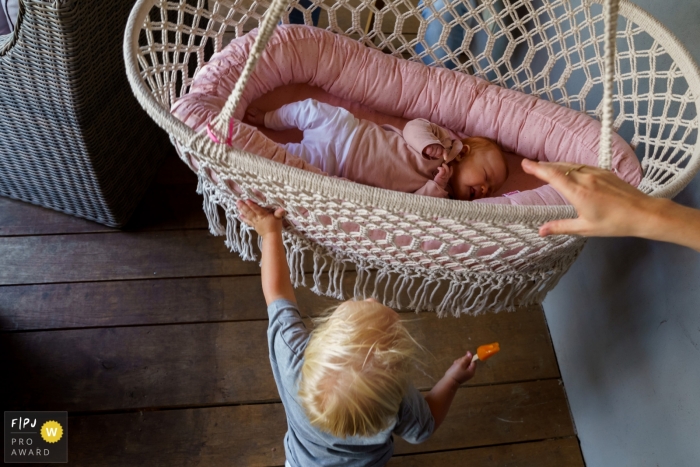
[246,98,508,200]
[236,198,477,466]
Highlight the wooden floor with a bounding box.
[0,153,584,466]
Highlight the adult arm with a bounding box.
[522,159,700,252]
[424,351,476,430]
[236,200,296,305]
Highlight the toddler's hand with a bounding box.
[444,351,477,386]
[433,163,453,189]
[424,144,448,160]
[236,199,286,237]
[245,107,265,126]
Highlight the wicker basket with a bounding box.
[0,0,170,227]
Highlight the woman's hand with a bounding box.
[521,159,665,238]
[236,199,286,238]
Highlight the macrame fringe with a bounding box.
[198,176,226,236]
[210,197,569,315]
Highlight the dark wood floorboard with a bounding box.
[50,381,572,467]
[0,273,343,331]
[2,153,582,466]
[0,154,203,236]
[2,306,558,412]
[0,230,263,285]
[388,437,584,467]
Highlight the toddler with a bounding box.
[237,198,477,467]
[246,98,508,200]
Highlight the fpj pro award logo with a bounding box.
[4,412,67,463]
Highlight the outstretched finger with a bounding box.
[521,159,586,198]
[539,218,586,237]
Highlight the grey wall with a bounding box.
[543,1,700,466]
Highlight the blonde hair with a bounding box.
[298,300,419,438]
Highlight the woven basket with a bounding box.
[124,0,700,314]
[0,0,170,227]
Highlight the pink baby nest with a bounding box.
[172,25,642,205]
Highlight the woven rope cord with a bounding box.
[211,0,292,136]
[124,0,700,313]
[598,0,619,170]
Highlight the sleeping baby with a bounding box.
[245,99,508,200]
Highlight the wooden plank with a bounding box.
[0,154,205,236]
[0,230,262,285]
[59,380,573,467]
[388,437,584,467]
[0,274,347,331]
[405,304,558,390]
[0,196,116,236]
[2,305,558,412]
[394,381,573,455]
[0,185,206,235]
[123,184,208,231]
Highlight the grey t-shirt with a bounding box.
[267,299,435,467]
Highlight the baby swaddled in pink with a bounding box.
[246,98,508,201]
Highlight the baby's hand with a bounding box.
[236,199,286,237]
[444,351,477,386]
[424,144,448,160]
[433,163,453,189]
[244,107,265,126]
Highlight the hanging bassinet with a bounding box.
[124,0,700,315]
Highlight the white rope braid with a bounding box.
[211,0,291,138]
[598,0,620,170]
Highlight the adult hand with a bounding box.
[521,159,665,238]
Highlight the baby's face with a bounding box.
[450,138,508,201]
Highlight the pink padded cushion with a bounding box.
[172,25,642,206]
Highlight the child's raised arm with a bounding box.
[236,200,296,305]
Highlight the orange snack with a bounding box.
[475,342,500,362]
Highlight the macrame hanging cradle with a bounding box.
[124,0,700,315]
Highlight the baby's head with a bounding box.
[299,299,418,438]
[450,137,508,201]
